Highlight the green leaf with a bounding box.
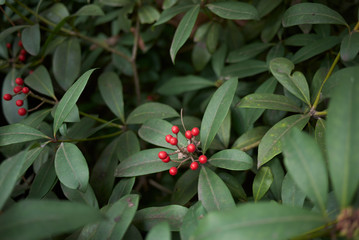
[114,148,178,177]
[216,111,231,148]
[256,0,282,18]
[53,38,81,90]
[231,126,269,151]
[55,142,89,192]
[74,4,104,16]
[269,57,310,105]
[28,159,57,199]
[326,73,359,209]
[171,168,199,205]
[61,183,98,208]
[253,166,273,202]
[340,32,359,62]
[283,129,328,213]
[222,60,268,78]
[170,4,200,63]
[0,123,50,146]
[238,93,302,112]
[206,1,258,20]
[157,75,215,96]
[208,149,253,171]
[227,42,272,63]
[267,158,285,200]
[191,202,327,240]
[134,205,188,231]
[194,22,211,42]
[201,78,238,153]
[0,200,103,240]
[109,177,136,204]
[192,42,211,71]
[98,71,125,123]
[21,24,40,56]
[116,131,140,162]
[138,119,187,149]
[94,194,139,239]
[0,150,27,210]
[127,102,179,124]
[206,22,220,53]
[218,172,247,201]
[281,174,306,207]
[154,4,195,26]
[211,44,227,77]
[315,119,326,155]
[98,0,132,7]
[284,33,321,47]
[0,25,28,42]
[198,167,235,212]
[20,146,46,177]
[180,202,207,240]
[282,3,348,27]
[138,5,160,24]
[146,222,171,240]
[42,3,69,23]
[53,69,96,136]
[24,65,56,99]
[257,114,310,167]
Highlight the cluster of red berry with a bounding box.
[158,125,207,176]
[3,77,29,116]
[6,40,27,62]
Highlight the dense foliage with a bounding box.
[1,0,359,239]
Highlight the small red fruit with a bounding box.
[198,155,207,164]
[185,130,192,139]
[191,127,200,136]
[3,94,12,101]
[158,151,168,159]
[18,40,23,47]
[187,143,196,153]
[165,134,172,143]
[16,99,23,106]
[19,54,26,62]
[162,156,170,163]
[169,137,178,145]
[172,125,180,134]
[29,70,34,74]
[22,87,29,94]
[13,86,22,93]
[169,167,178,176]
[18,108,27,116]
[20,49,26,55]
[190,162,199,170]
[15,77,24,85]
[6,43,11,49]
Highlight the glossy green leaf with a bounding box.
[269,57,310,105]
[0,25,28,42]
[238,93,302,112]
[258,114,310,167]
[208,149,253,171]
[61,183,98,208]
[256,0,282,18]
[109,177,136,204]
[281,174,306,207]
[146,222,171,240]
[138,119,187,149]
[116,131,140,162]
[0,123,50,146]
[198,167,235,212]
[158,75,215,96]
[206,22,220,53]
[315,119,326,155]
[284,33,321,47]
[216,111,231,148]
[261,8,284,43]
[192,42,211,71]
[206,1,258,20]
[55,142,89,192]
[266,43,285,64]
[28,159,57,199]
[138,5,160,24]
[98,71,125,123]
[53,69,96,136]
[231,126,269,151]
[191,202,327,240]
[170,4,200,63]
[283,128,328,213]
[171,169,199,205]
[201,78,237,153]
[21,24,40,56]
[218,172,247,201]
[0,150,27,210]
[114,148,178,177]
[282,3,348,27]
[127,102,179,124]
[74,4,104,16]
[222,60,267,78]
[0,200,103,240]
[180,202,207,240]
[20,146,46,177]
[211,44,227,77]
[53,38,81,90]
[24,65,56,99]
[194,22,211,42]
[163,0,177,9]
[326,73,359,209]
[253,166,273,202]
[154,4,195,26]
[227,42,272,63]
[340,32,359,62]
[134,205,188,231]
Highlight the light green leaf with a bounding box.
[206,1,258,20]
[74,4,104,16]
[180,202,207,240]
[138,5,160,24]
[211,44,227,77]
[22,24,40,56]
[281,174,306,207]
[170,4,200,63]
[222,60,268,78]
[0,123,50,146]
[28,159,57,199]
[109,177,136,204]
[116,131,140,162]
[231,126,269,151]
[227,42,272,63]
[127,102,179,124]
[201,78,237,153]
[253,166,273,202]
[206,22,220,53]
[42,3,69,23]
[340,32,359,62]
[146,222,171,240]
[155,4,195,26]
[216,111,231,148]
[208,149,253,171]
[24,65,56,99]
[315,119,326,155]
[171,169,199,205]
[61,183,98,208]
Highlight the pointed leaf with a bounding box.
[340,32,359,62]
[208,149,253,171]
[222,60,268,78]
[116,131,140,162]
[28,159,57,199]
[253,166,273,202]
[211,44,227,77]
[171,169,199,205]
[0,123,50,146]
[281,174,306,207]
[0,25,28,42]
[138,5,160,24]
[267,158,285,200]
[127,102,179,124]
[109,177,136,204]
[146,222,171,240]
[155,4,196,26]
[24,65,56,99]
[206,1,258,20]
[74,4,104,16]
[21,24,40,56]
[180,202,207,240]
[227,42,272,63]
[232,126,269,151]
[192,42,211,71]
[61,183,98,208]
[315,118,326,155]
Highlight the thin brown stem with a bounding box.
[28,100,45,112]
[1,6,16,26]
[180,108,187,132]
[79,111,124,129]
[240,140,261,152]
[5,2,34,25]
[29,91,57,105]
[148,179,173,194]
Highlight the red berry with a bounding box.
[19,54,26,62]
[18,108,27,116]
[169,167,178,176]
[29,70,34,74]
[158,151,168,159]
[190,162,199,170]
[198,155,207,164]
[6,43,11,49]
[191,127,200,136]
[18,40,23,47]
[16,99,23,106]
[165,134,172,143]
[3,94,12,101]
[13,86,22,93]
[187,143,196,153]
[162,156,170,163]
[172,125,179,134]
[20,49,26,55]
[22,87,29,94]
[15,77,24,85]
[169,137,178,146]
[185,130,192,139]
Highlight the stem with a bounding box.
[5,2,34,25]
[29,91,57,105]
[1,6,16,26]
[148,179,173,194]
[131,18,141,105]
[59,130,123,142]
[180,108,187,132]
[79,111,124,129]
[290,220,337,240]
[240,140,261,152]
